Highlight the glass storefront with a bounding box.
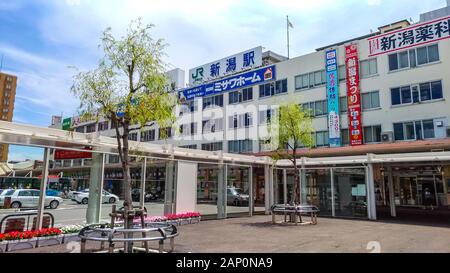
[275,167,369,219]
[334,169,367,218]
[196,164,219,216]
[227,166,250,215]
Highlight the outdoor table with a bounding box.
[271,204,319,226]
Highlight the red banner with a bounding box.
[345,44,363,146]
[54,149,92,160]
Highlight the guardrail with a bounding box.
[0,212,55,233]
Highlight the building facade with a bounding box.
[0,72,17,162]
[50,7,450,220]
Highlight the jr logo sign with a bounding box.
[191,67,204,84]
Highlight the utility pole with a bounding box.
[287,16,294,59]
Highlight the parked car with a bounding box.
[0,189,63,209]
[131,188,162,202]
[211,186,251,206]
[75,190,119,205]
[68,189,89,201]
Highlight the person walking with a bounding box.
[423,188,434,211]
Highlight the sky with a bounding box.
[0,0,447,161]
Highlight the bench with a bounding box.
[271,204,320,226]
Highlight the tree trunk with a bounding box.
[292,149,301,205]
[120,123,134,253]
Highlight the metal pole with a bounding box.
[36,148,50,230]
[283,169,287,204]
[264,164,271,214]
[287,15,290,59]
[330,168,336,217]
[249,165,254,217]
[139,157,147,209]
[387,166,397,217]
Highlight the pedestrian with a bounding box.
[423,188,434,211]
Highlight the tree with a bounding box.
[71,19,177,213]
[269,103,314,205]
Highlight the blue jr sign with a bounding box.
[180,65,276,101]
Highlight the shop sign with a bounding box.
[62,118,72,131]
[325,49,341,147]
[54,148,92,160]
[189,47,263,86]
[345,44,363,146]
[180,65,276,101]
[368,15,450,57]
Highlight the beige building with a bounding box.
[0,72,17,162]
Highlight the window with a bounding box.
[180,144,197,150]
[360,59,378,78]
[202,142,223,151]
[180,123,197,136]
[180,100,197,115]
[229,113,253,129]
[301,100,328,117]
[363,125,382,144]
[394,119,436,141]
[203,94,223,109]
[259,79,288,98]
[202,118,223,133]
[98,121,109,131]
[259,109,277,125]
[228,140,253,153]
[75,126,85,133]
[159,127,173,139]
[109,155,120,164]
[229,88,253,104]
[391,81,443,106]
[340,97,348,113]
[128,132,138,141]
[314,131,329,147]
[389,45,440,71]
[295,70,326,90]
[140,129,155,142]
[259,139,273,152]
[338,65,346,81]
[362,91,380,110]
[341,129,350,146]
[85,124,96,133]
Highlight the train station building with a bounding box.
[1,5,450,225]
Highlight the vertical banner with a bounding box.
[345,44,363,146]
[325,49,341,147]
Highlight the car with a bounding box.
[74,190,119,205]
[0,189,63,209]
[210,186,251,206]
[131,188,161,202]
[68,189,89,201]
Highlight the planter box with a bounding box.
[0,241,8,253]
[62,233,81,244]
[179,218,191,226]
[36,235,64,248]
[6,238,37,252]
[190,217,201,224]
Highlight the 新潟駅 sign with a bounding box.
[180,65,276,101]
[189,47,263,86]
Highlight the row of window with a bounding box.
[391,80,443,106]
[389,44,439,72]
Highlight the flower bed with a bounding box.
[129,212,201,226]
[0,228,63,252]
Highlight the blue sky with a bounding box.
[0,0,447,161]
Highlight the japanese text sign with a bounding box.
[325,49,341,147]
[345,44,363,146]
[369,16,450,57]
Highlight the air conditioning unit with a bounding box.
[446,126,450,138]
[381,131,394,143]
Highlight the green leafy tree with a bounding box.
[71,19,177,212]
[270,103,314,205]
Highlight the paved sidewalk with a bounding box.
[10,216,450,253]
